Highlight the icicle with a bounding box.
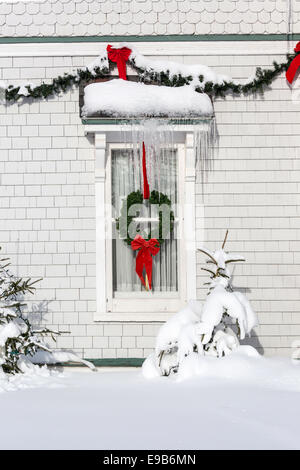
[119,117,217,195]
[194,117,218,190]
[119,118,177,192]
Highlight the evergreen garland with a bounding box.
[116,190,175,246]
[5,66,110,102]
[3,50,298,103]
[131,52,296,98]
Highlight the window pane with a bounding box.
[111,148,178,293]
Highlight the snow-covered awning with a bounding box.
[82,79,213,119]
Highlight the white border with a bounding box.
[0,41,291,58]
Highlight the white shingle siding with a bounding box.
[0,43,300,358]
[0,0,299,37]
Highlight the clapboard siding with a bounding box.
[0,45,300,358]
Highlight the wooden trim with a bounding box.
[50,358,145,367]
[95,133,107,320]
[0,34,297,44]
[1,40,291,58]
[104,143,185,318]
[83,118,214,126]
[184,133,197,301]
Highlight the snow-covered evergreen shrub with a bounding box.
[0,249,59,374]
[0,248,97,375]
[143,231,258,377]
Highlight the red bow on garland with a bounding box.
[131,235,160,290]
[286,42,300,84]
[107,44,132,80]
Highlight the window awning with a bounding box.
[82,79,214,119]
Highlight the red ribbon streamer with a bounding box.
[131,235,160,290]
[106,44,132,80]
[286,42,300,84]
[142,142,150,199]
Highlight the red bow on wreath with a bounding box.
[107,44,132,80]
[131,235,160,290]
[286,42,300,84]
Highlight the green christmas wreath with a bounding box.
[116,190,175,246]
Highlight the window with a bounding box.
[105,143,186,315]
[92,128,197,322]
[111,147,178,293]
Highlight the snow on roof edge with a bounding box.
[82,79,214,119]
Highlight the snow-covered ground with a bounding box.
[0,354,300,450]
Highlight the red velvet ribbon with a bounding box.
[131,235,160,290]
[142,142,150,199]
[286,42,300,84]
[106,44,132,80]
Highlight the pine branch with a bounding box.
[0,277,42,300]
[0,248,61,374]
[201,267,216,277]
[197,248,218,265]
[222,230,229,249]
[225,258,245,264]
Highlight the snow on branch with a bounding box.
[143,231,258,379]
[3,44,296,103]
[0,246,96,375]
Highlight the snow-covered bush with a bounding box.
[143,231,258,377]
[0,249,60,374]
[0,248,96,375]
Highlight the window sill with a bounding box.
[94,311,176,322]
[113,291,179,299]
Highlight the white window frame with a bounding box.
[106,142,186,316]
[88,125,197,322]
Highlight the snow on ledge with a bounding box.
[82,79,213,118]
